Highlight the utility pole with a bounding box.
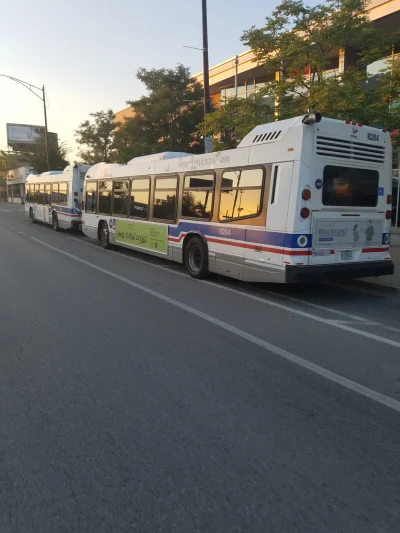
[201,0,211,115]
[235,55,239,98]
[0,75,50,171]
[42,85,50,172]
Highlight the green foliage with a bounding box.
[199,97,275,150]
[75,109,116,164]
[0,137,71,175]
[114,65,205,161]
[27,141,71,174]
[240,0,399,123]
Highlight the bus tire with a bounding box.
[184,236,209,279]
[99,222,112,249]
[30,208,36,223]
[52,213,60,232]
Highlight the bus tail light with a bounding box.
[300,207,310,219]
[387,194,392,204]
[302,189,311,200]
[386,210,392,220]
[74,192,78,196]
[74,198,78,203]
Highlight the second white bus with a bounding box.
[25,164,90,231]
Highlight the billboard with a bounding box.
[6,123,58,152]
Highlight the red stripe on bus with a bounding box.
[361,247,389,253]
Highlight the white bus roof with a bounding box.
[84,115,390,181]
[128,152,191,165]
[26,164,91,184]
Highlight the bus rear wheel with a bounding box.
[100,222,112,249]
[184,236,209,279]
[30,208,36,223]
[52,213,60,232]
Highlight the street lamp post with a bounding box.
[0,75,50,171]
[201,0,211,116]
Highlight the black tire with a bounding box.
[52,213,60,232]
[99,222,112,249]
[184,236,209,279]
[30,208,36,223]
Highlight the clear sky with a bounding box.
[0,0,303,161]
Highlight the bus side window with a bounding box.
[270,166,279,204]
[219,167,264,221]
[39,184,45,205]
[26,185,31,203]
[113,180,129,217]
[33,184,39,204]
[85,182,98,213]
[44,184,51,206]
[59,183,68,206]
[153,177,178,221]
[130,178,150,219]
[52,183,59,205]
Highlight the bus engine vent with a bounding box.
[316,136,385,163]
[252,130,282,144]
[79,171,86,179]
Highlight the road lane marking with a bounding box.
[200,280,400,349]
[31,236,400,413]
[67,236,400,341]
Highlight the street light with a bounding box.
[183,0,211,116]
[0,74,50,171]
[201,0,211,116]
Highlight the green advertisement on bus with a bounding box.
[115,220,168,254]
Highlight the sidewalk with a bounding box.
[362,233,400,289]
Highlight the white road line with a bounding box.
[67,236,400,342]
[324,281,395,297]
[200,279,400,349]
[30,236,400,413]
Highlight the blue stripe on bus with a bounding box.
[169,222,313,249]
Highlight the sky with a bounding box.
[0,0,304,161]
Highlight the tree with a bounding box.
[241,0,397,122]
[114,65,205,161]
[75,109,116,164]
[198,96,274,151]
[25,141,71,174]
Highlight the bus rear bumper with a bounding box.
[285,260,394,283]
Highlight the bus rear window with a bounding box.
[322,166,379,207]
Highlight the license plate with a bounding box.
[340,251,353,261]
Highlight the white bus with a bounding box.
[81,114,394,283]
[25,164,90,231]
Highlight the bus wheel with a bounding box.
[30,208,36,223]
[52,213,60,232]
[184,236,209,279]
[100,222,111,249]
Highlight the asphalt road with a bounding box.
[1,203,400,533]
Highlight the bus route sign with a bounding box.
[115,220,168,254]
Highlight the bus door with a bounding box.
[35,184,46,221]
[43,184,52,223]
[246,162,293,268]
[310,162,384,266]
